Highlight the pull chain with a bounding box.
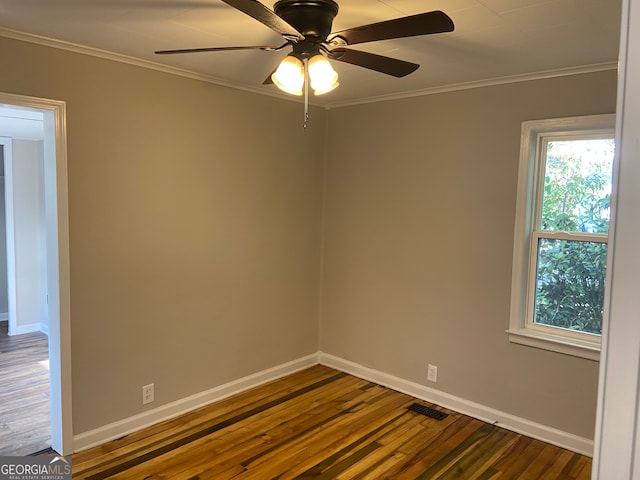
[303,58,309,131]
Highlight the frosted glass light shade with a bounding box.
[271,56,304,96]
[308,54,338,95]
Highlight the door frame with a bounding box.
[0,91,72,455]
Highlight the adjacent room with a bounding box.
[0,0,639,477]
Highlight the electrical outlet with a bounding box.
[142,383,154,405]
[427,364,438,383]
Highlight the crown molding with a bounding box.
[0,27,617,110]
[0,27,297,103]
[323,62,619,109]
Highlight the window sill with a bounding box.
[506,328,600,361]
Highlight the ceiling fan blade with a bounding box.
[155,45,281,55]
[328,47,419,77]
[219,0,304,41]
[328,10,454,46]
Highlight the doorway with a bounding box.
[0,93,71,455]
[0,117,51,455]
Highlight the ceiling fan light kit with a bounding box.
[270,53,339,96]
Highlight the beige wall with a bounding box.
[0,36,326,433]
[321,70,617,439]
[0,34,618,441]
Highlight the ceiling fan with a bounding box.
[155,0,454,97]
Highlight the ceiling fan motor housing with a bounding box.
[274,0,339,48]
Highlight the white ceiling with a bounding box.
[0,0,621,107]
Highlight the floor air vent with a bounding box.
[407,403,448,421]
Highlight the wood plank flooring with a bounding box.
[72,365,592,479]
[0,320,51,456]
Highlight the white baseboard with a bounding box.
[0,313,8,321]
[73,353,319,452]
[9,322,42,336]
[318,352,593,457]
[73,351,593,457]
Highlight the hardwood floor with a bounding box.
[72,365,592,479]
[0,320,51,456]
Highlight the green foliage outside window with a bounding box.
[533,139,615,335]
[535,239,607,334]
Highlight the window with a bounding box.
[508,114,616,360]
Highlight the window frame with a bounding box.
[507,114,616,360]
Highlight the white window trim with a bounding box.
[507,113,615,361]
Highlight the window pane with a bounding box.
[534,237,607,335]
[541,139,614,234]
